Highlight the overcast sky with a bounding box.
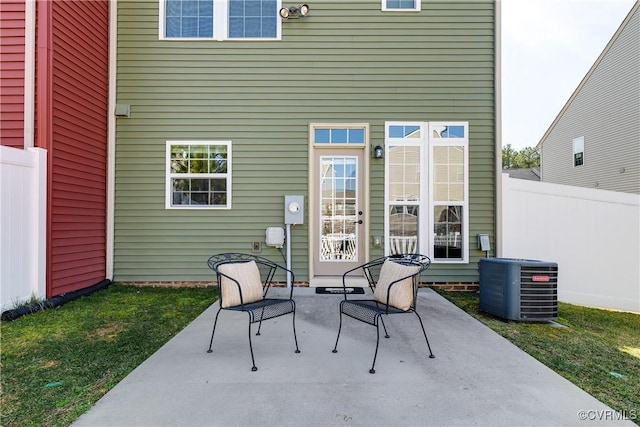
[501,0,637,150]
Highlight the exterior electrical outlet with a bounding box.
[477,234,490,251]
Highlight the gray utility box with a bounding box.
[479,258,558,322]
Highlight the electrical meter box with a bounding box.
[284,195,304,225]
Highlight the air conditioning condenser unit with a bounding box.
[479,258,558,322]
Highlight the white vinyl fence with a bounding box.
[0,146,47,312]
[501,173,640,313]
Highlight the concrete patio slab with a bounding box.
[72,288,634,426]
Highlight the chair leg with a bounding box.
[256,307,266,336]
[247,316,258,371]
[414,311,435,359]
[375,302,390,338]
[292,305,301,353]
[370,315,382,374]
[379,315,390,338]
[207,307,222,353]
[332,305,344,353]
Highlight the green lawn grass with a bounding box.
[1,284,216,427]
[438,290,640,425]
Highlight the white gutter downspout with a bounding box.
[106,0,118,280]
[495,0,503,258]
[23,1,47,301]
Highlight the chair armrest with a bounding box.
[340,256,388,300]
[381,273,419,313]
[340,264,364,300]
[376,254,431,313]
[208,253,296,306]
[215,270,248,307]
[264,262,296,300]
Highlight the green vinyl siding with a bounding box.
[114,0,496,283]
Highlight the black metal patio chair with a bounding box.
[332,254,435,373]
[206,253,300,371]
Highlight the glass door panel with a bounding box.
[320,156,357,261]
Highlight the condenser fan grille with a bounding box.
[519,266,558,319]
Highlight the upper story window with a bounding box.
[166,141,232,209]
[573,136,584,167]
[161,0,281,40]
[382,0,421,12]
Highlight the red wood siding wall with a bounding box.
[0,0,26,148]
[40,0,109,296]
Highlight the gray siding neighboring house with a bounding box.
[538,1,640,194]
[113,0,498,285]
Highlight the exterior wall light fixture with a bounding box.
[373,145,384,159]
[279,4,310,19]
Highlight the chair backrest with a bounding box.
[350,254,431,309]
[207,253,291,306]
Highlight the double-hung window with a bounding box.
[430,123,468,262]
[161,0,281,40]
[166,141,232,209]
[386,124,423,257]
[384,122,469,262]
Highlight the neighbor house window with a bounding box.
[382,0,420,11]
[385,122,468,262]
[573,136,584,167]
[166,141,231,209]
[160,0,281,40]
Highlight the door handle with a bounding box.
[354,220,363,224]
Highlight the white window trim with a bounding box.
[159,0,282,41]
[384,121,469,263]
[165,140,232,210]
[381,0,421,12]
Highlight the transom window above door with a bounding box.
[160,0,281,40]
[313,127,366,145]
